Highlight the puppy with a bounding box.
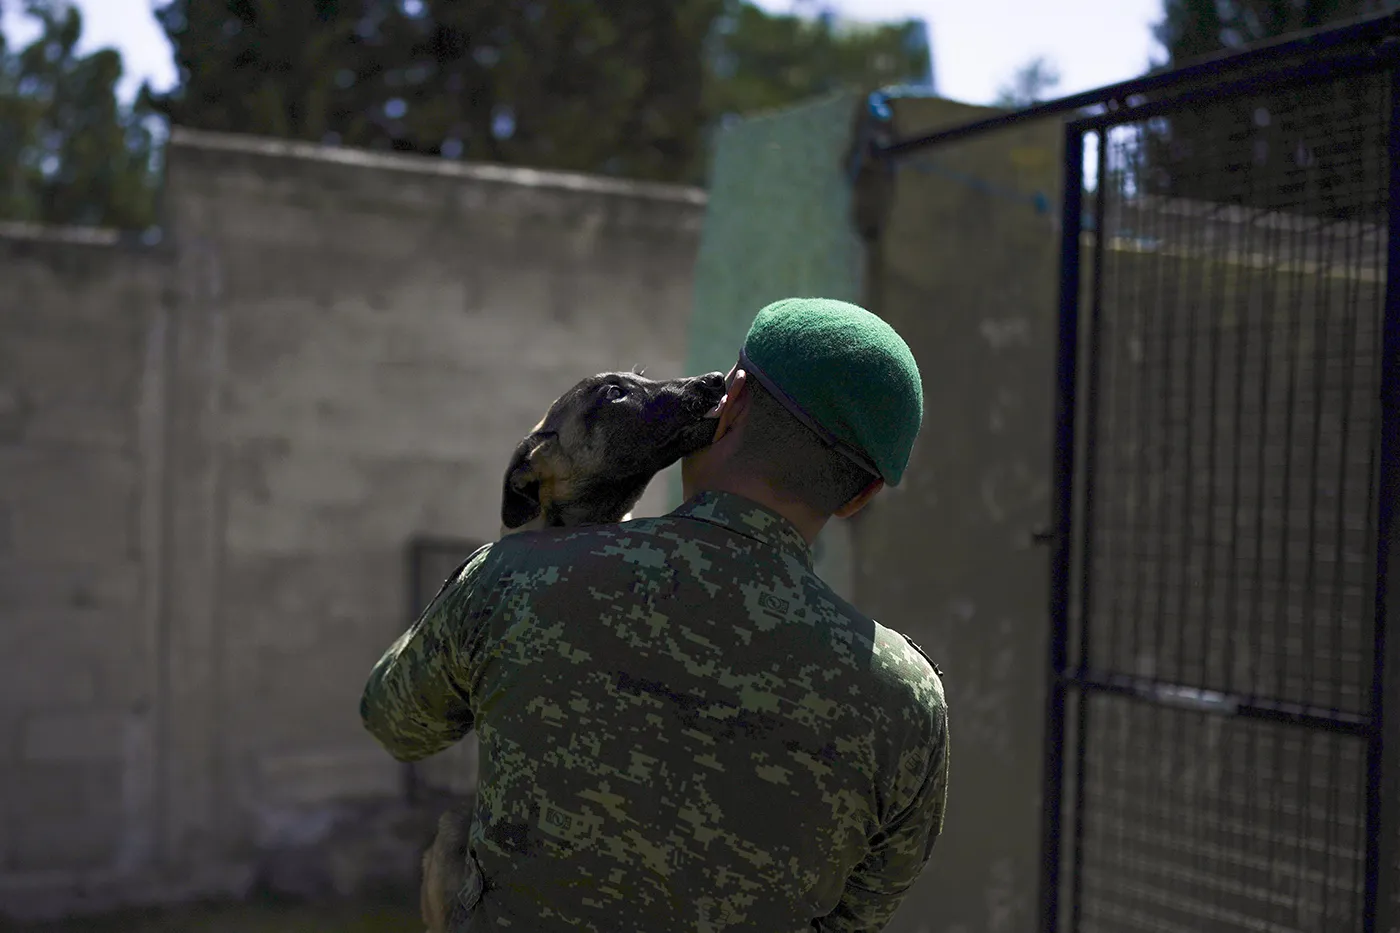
[420,367,727,933]
[499,368,728,536]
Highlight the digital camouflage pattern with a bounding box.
[361,490,949,932]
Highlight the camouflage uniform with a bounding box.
[361,490,949,932]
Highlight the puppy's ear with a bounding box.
[501,435,551,529]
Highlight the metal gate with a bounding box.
[869,11,1400,933]
[1040,21,1400,933]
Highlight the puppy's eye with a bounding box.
[603,385,627,401]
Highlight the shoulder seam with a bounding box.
[898,631,945,679]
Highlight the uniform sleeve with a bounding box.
[818,690,950,932]
[359,544,496,763]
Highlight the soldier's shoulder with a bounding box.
[449,538,499,581]
[895,630,945,681]
[869,621,947,710]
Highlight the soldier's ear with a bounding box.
[501,434,556,529]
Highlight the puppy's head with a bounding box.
[502,369,727,531]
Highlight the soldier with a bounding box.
[361,297,949,932]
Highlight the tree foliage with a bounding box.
[146,0,931,186]
[993,55,1061,108]
[0,0,929,227]
[1154,0,1392,62]
[704,3,931,127]
[0,0,159,229]
[145,0,723,183]
[1140,0,1396,219]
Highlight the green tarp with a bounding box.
[674,90,869,599]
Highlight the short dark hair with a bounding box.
[729,378,875,514]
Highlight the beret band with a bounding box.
[738,347,883,479]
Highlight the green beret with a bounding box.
[739,297,923,486]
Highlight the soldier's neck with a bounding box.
[686,474,829,546]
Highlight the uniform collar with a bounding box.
[670,490,812,567]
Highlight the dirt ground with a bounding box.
[0,900,424,933]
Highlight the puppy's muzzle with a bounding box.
[690,371,726,419]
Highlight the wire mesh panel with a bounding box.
[1057,62,1393,933]
[1084,72,1388,719]
[1078,696,1367,933]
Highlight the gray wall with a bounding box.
[0,224,171,895]
[0,128,707,919]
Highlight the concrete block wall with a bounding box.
[0,225,170,895]
[0,130,707,919]
[163,128,706,863]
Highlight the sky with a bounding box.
[1,0,1166,108]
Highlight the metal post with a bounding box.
[1364,61,1400,933]
[1065,127,1110,933]
[1039,122,1086,933]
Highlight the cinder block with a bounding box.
[4,760,123,871]
[231,635,400,755]
[2,468,138,562]
[217,549,400,658]
[0,560,139,612]
[0,634,98,710]
[254,746,402,805]
[0,329,143,411]
[21,709,128,762]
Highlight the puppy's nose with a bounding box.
[697,372,725,391]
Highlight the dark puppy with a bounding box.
[499,368,728,534]
[420,367,726,933]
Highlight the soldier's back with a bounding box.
[459,491,944,932]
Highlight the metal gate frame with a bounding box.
[867,10,1400,933]
[1041,42,1400,933]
